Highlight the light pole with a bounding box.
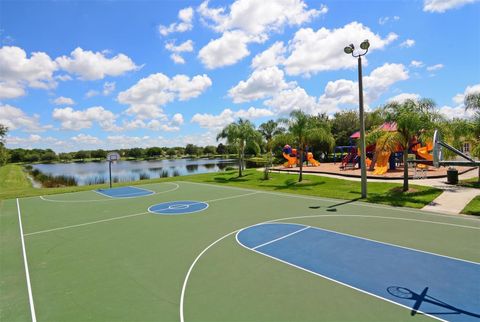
[344,40,369,199]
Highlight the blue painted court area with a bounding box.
[95,186,154,198]
[237,223,480,322]
[148,200,208,215]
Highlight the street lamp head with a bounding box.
[344,44,354,54]
[360,39,370,50]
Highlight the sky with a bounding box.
[0,0,479,152]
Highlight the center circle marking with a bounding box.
[148,200,209,215]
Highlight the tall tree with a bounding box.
[217,118,261,177]
[465,92,480,110]
[258,120,284,179]
[379,98,437,191]
[0,124,8,165]
[281,110,334,182]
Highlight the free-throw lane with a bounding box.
[237,223,480,322]
[95,186,154,198]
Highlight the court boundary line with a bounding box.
[39,182,179,203]
[235,224,447,322]
[177,181,479,221]
[16,198,37,322]
[252,226,310,250]
[25,191,261,236]
[180,212,480,322]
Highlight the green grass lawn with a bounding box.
[0,165,442,209]
[462,196,480,216]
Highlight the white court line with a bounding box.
[252,226,311,250]
[24,211,149,236]
[39,182,179,203]
[178,181,480,221]
[94,186,155,198]
[180,213,472,322]
[16,199,37,322]
[26,191,260,236]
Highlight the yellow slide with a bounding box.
[416,146,433,161]
[307,152,320,166]
[373,151,391,175]
[283,152,297,168]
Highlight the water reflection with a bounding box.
[32,158,237,186]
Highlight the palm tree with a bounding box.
[217,118,261,177]
[282,110,334,182]
[465,92,480,110]
[377,98,437,191]
[258,120,284,179]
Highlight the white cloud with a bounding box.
[5,134,64,149]
[283,22,398,76]
[423,0,478,12]
[52,106,119,131]
[378,16,400,25]
[53,96,75,105]
[86,90,100,98]
[56,47,139,80]
[198,0,324,35]
[172,113,184,125]
[165,40,194,64]
[191,107,272,129]
[363,63,409,102]
[265,86,324,115]
[71,133,102,145]
[0,82,26,99]
[197,0,325,69]
[387,93,421,103]
[400,39,415,48]
[228,66,292,103]
[426,63,444,71]
[251,41,286,70]
[103,81,116,95]
[118,73,212,119]
[0,104,47,132]
[159,7,194,36]
[410,60,424,68]
[198,30,252,69]
[234,107,273,119]
[268,63,409,115]
[0,46,57,99]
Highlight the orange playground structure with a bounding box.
[282,145,320,168]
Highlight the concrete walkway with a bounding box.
[266,167,480,215]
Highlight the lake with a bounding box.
[32,158,237,186]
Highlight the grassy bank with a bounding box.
[0,164,32,197]
[0,165,444,210]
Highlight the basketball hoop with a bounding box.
[106,152,120,188]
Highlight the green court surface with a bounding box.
[1,181,479,322]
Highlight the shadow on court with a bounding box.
[308,198,361,212]
[387,286,480,319]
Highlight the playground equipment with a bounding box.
[372,151,391,175]
[282,145,321,168]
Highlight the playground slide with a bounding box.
[307,152,320,166]
[283,152,297,168]
[416,146,433,161]
[373,151,391,175]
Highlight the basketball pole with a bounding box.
[109,160,112,188]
